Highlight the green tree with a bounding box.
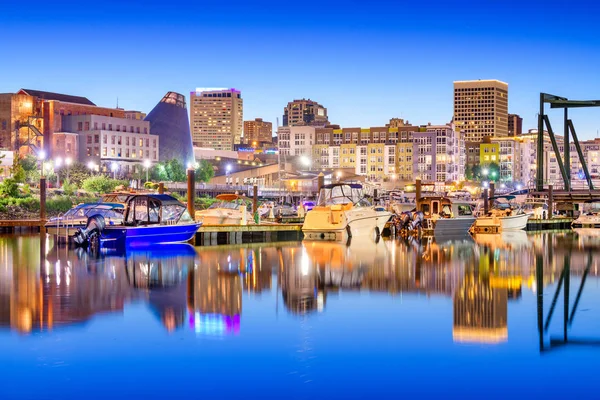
[0,178,19,197]
[82,175,128,194]
[150,159,187,182]
[58,162,91,187]
[11,156,26,183]
[195,159,214,183]
[487,162,500,181]
[465,165,473,181]
[472,164,482,181]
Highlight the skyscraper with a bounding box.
[190,88,243,150]
[508,113,523,136]
[243,118,272,145]
[283,99,329,127]
[145,92,194,165]
[453,80,508,142]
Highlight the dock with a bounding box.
[196,223,304,245]
[526,218,573,231]
[0,220,43,233]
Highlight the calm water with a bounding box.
[0,232,599,399]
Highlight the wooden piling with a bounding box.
[40,176,46,228]
[158,182,164,194]
[187,168,195,245]
[489,182,495,200]
[483,188,489,214]
[317,173,324,192]
[548,184,554,219]
[415,178,422,211]
[253,184,258,214]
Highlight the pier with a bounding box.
[196,223,304,245]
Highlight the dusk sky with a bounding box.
[2,0,600,136]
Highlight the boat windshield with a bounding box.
[582,202,600,214]
[317,185,368,206]
[208,201,245,210]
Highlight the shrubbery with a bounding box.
[82,176,129,194]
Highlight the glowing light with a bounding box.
[65,157,72,166]
[144,159,151,169]
[38,150,46,160]
[482,168,489,176]
[516,184,522,190]
[55,157,63,168]
[300,156,311,167]
[111,162,118,172]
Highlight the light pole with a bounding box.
[65,156,72,183]
[111,162,118,179]
[55,157,62,187]
[144,159,151,183]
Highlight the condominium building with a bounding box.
[277,126,315,158]
[243,118,273,144]
[190,88,243,150]
[0,89,124,156]
[61,114,159,175]
[283,99,329,127]
[453,80,508,142]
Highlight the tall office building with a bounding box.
[453,80,508,142]
[243,118,272,144]
[508,113,523,136]
[190,88,243,151]
[283,99,329,127]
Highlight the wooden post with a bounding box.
[158,182,164,194]
[40,176,46,228]
[415,178,422,211]
[187,168,195,220]
[548,184,554,219]
[317,172,324,192]
[483,188,489,214]
[253,184,258,214]
[489,182,495,200]
[373,188,378,205]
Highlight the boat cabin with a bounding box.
[123,194,194,226]
[317,183,371,207]
[417,196,474,219]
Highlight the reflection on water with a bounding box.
[3,232,600,397]
[0,231,598,341]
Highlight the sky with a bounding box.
[1,0,600,137]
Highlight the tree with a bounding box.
[487,162,500,181]
[0,178,19,197]
[82,175,128,194]
[195,159,214,183]
[465,165,473,181]
[150,159,187,182]
[472,164,482,181]
[11,156,27,183]
[58,162,91,187]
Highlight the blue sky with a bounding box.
[1,0,600,137]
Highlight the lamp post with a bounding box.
[65,156,72,183]
[144,159,151,183]
[55,157,62,187]
[111,162,118,179]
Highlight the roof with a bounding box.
[322,183,363,189]
[128,194,184,205]
[19,89,96,106]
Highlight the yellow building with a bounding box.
[480,143,500,164]
[340,143,357,168]
[367,143,385,180]
[396,142,413,181]
[312,144,329,169]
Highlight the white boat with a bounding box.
[522,197,548,219]
[474,195,530,232]
[416,196,476,236]
[195,194,254,226]
[572,200,600,229]
[302,183,392,241]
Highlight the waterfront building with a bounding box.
[508,113,523,136]
[190,88,243,150]
[283,99,329,127]
[0,89,123,156]
[145,92,194,165]
[453,80,509,142]
[124,110,147,120]
[61,114,159,175]
[243,118,272,145]
[479,140,500,165]
[277,126,315,158]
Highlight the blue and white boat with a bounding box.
[46,202,125,237]
[73,194,202,249]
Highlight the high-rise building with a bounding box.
[145,92,194,165]
[190,88,243,150]
[453,80,508,142]
[283,99,329,127]
[243,118,272,145]
[508,113,523,136]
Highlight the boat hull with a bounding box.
[302,207,391,241]
[100,222,202,248]
[433,217,476,236]
[475,213,529,231]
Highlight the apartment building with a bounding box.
[243,118,273,144]
[190,88,243,150]
[283,99,329,127]
[277,126,315,158]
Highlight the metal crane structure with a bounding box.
[536,93,600,192]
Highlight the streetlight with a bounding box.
[65,156,72,183]
[300,155,311,168]
[482,168,489,177]
[111,162,118,179]
[143,159,151,183]
[55,157,63,187]
[87,161,97,176]
[336,171,342,182]
[38,150,46,176]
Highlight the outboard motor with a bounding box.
[73,214,106,247]
[409,211,424,230]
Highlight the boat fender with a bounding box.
[346,224,352,238]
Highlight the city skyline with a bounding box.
[2,1,600,138]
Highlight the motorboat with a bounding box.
[258,201,297,218]
[572,200,600,229]
[73,194,202,249]
[473,195,530,232]
[46,202,125,237]
[195,193,254,225]
[396,196,476,236]
[302,183,392,241]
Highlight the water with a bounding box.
[0,231,599,399]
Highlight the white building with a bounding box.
[62,115,159,176]
[277,126,315,157]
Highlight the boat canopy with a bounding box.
[124,194,193,226]
[216,193,251,202]
[317,184,370,206]
[489,195,516,201]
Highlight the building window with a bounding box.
[78,122,83,131]
[108,124,112,131]
[84,121,90,131]
[94,135,99,144]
